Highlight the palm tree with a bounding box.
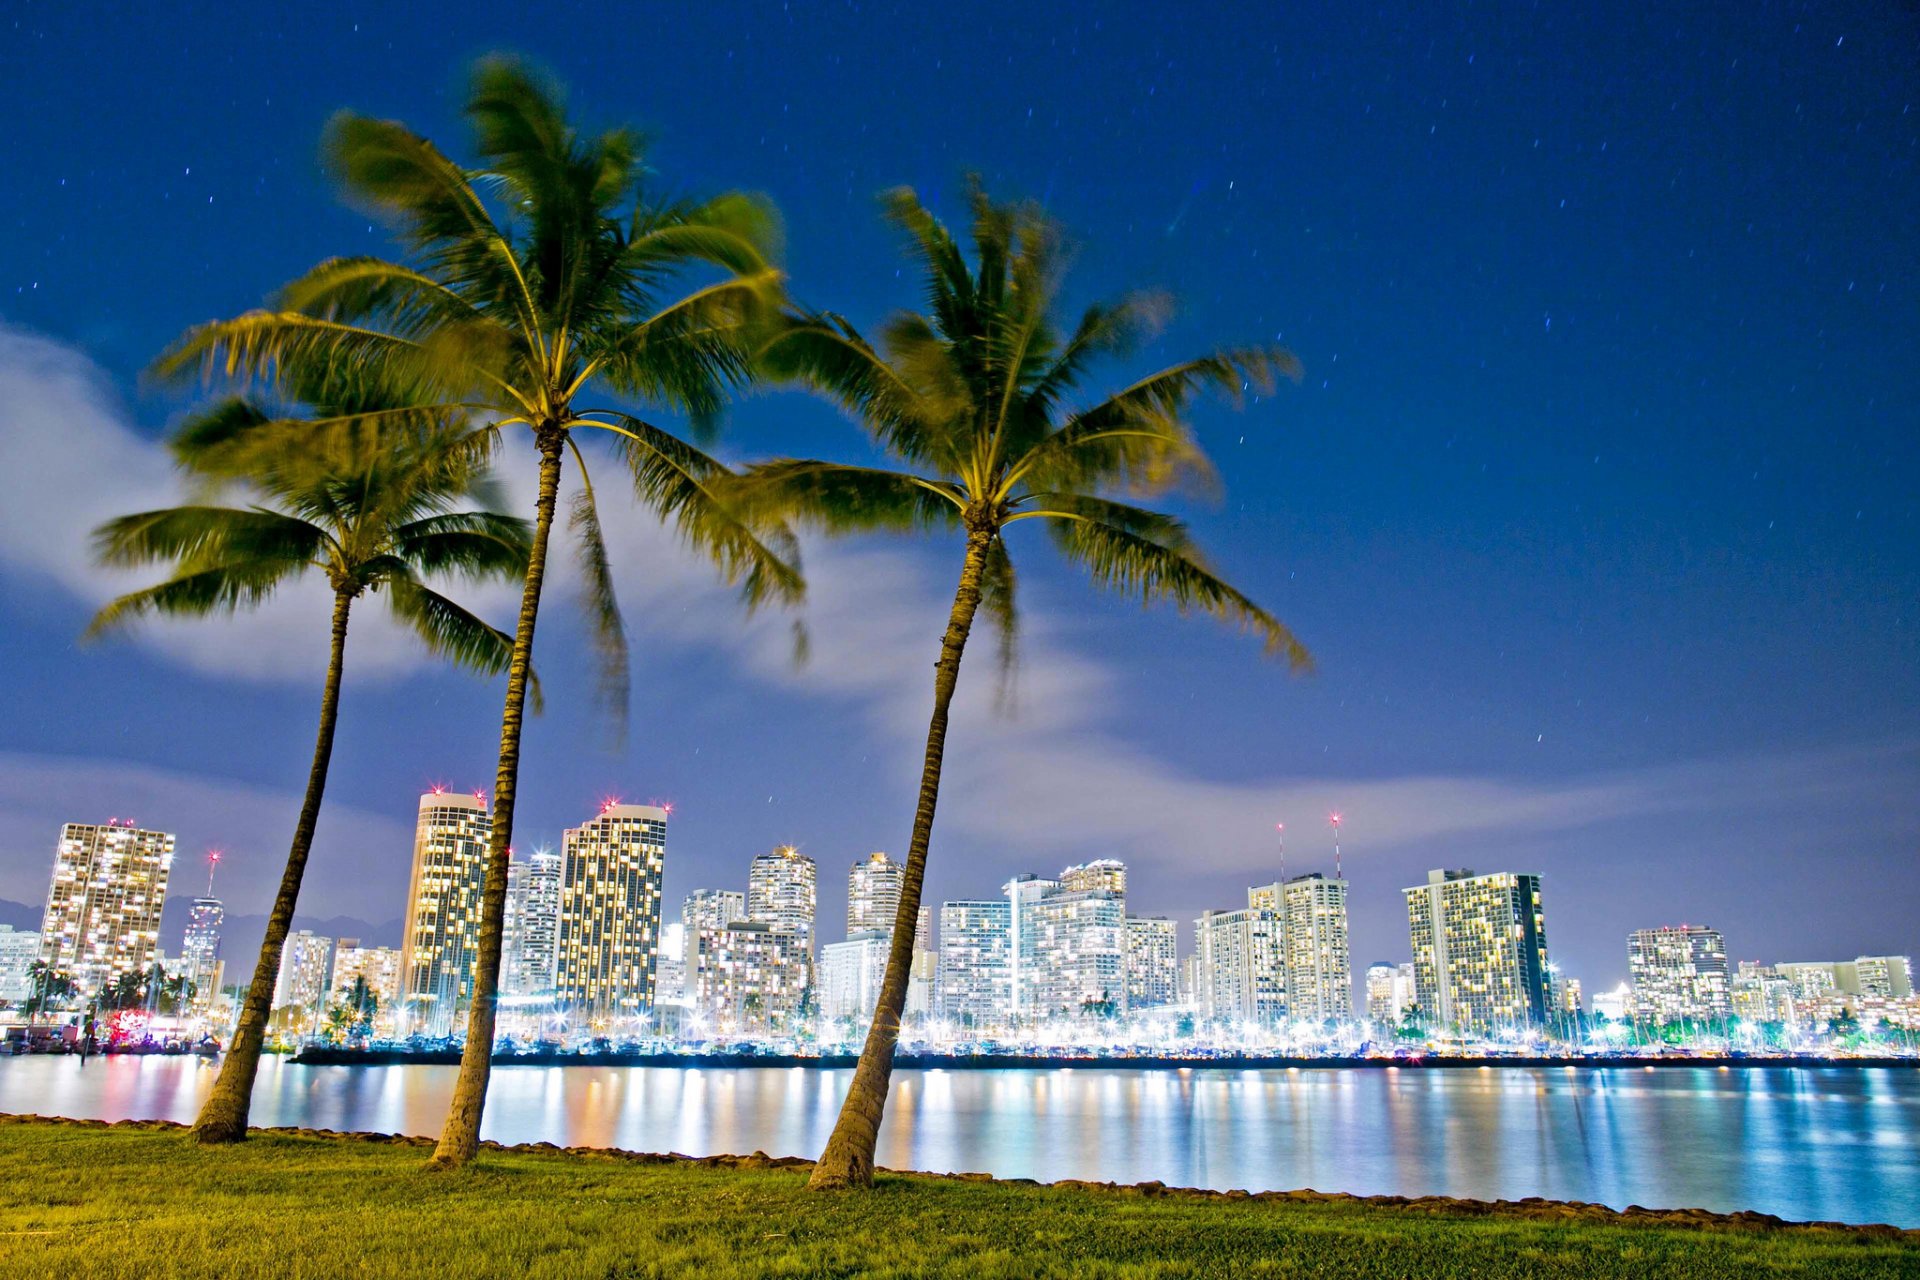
[736,181,1310,1189]
[88,390,532,1144]
[23,962,77,1025]
[154,57,801,1166]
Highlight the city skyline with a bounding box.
[0,5,1914,1004]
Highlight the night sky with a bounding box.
[1,1,1914,995]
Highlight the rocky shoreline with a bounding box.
[7,1112,1913,1242]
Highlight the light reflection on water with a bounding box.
[3,1056,1915,1226]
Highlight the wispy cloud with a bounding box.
[0,322,519,680]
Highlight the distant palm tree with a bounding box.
[88,389,532,1144]
[23,962,77,1025]
[736,181,1310,1189]
[155,57,802,1166]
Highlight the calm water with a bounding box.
[4,1057,1916,1226]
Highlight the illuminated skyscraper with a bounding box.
[555,803,668,1021]
[1194,905,1284,1025]
[1002,865,1127,1020]
[1278,874,1351,1022]
[748,846,817,951]
[37,820,176,996]
[503,847,563,995]
[819,929,890,1025]
[1403,868,1552,1033]
[399,791,492,1035]
[847,852,904,933]
[1125,916,1178,1011]
[938,900,1012,1027]
[0,926,42,1003]
[330,939,402,1015]
[272,930,334,1012]
[1365,961,1416,1025]
[181,897,225,1011]
[1627,925,1730,1023]
[682,888,746,1017]
[712,920,810,1033]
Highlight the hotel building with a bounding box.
[847,852,904,933]
[37,820,176,996]
[937,900,1012,1027]
[1403,868,1552,1033]
[555,804,668,1022]
[272,930,334,1012]
[399,791,492,1036]
[503,847,563,996]
[1627,925,1731,1023]
[1125,917,1179,1011]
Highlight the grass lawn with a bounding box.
[1,1117,1913,1278]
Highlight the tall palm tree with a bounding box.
[735,181,1310,1189]
[154,57,801,1166]
[89,392,533,1145]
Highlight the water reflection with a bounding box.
[3,1057,1914,1226]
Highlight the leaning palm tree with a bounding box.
[736,181,1310,1189]
[154,57,801,1166]
[88,390,533,1145]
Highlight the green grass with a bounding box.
[0,1118,1912,1278]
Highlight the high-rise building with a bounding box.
[938,900,1012,1027]
[1778,957,1915,1001]
[37,820,176,997]
[330,939,402,1015]
[748,846,818,954]
[819,929,890,1025]
[555,804,668,1022]
[907,903,938,1018]
[399,791,492,1036]
[1365,961,1416,1025]
[1125,917,1179,1011]
[273,931,334,1012]
[1627,925,1731,1023]
[503,847,562,996]
[682,889,746,1018]
[1730,962,1796,1024]
[1060,859,1128,898]
[1276,874,1352,1023]
[1851,955,1915,999]
[1193,905,1285,1025]
[654,923,687,1005]
[1403,869,1552,1033]
[712,920,810,1033]
[1004,867,1127,1020]
[0,926,42,1003]
[181,896,225,1011]
[848,852,904,933]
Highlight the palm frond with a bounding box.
[567,477,629,737]
[84,559,309,638]
[723,459,963,535]
[390,511,533,580]
[979,535,1020,713]
[1030,497,1310,668]
[383,572,542,710]
[92,506,331,572]
[593,413,806,614]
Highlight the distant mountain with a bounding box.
[0,898,40,931]
[157,897,404,984]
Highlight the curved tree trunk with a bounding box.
[190,588,355,1145]
[432,431,565,1168]
[809,528,993,1190]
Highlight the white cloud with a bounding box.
[0,750,413,911]
[0,322,519,680]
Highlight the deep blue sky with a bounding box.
[1,1,1914,992]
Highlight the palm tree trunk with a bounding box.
[190,587,355,1145]
[808,527,994,1190]
[432,430,565,1168]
